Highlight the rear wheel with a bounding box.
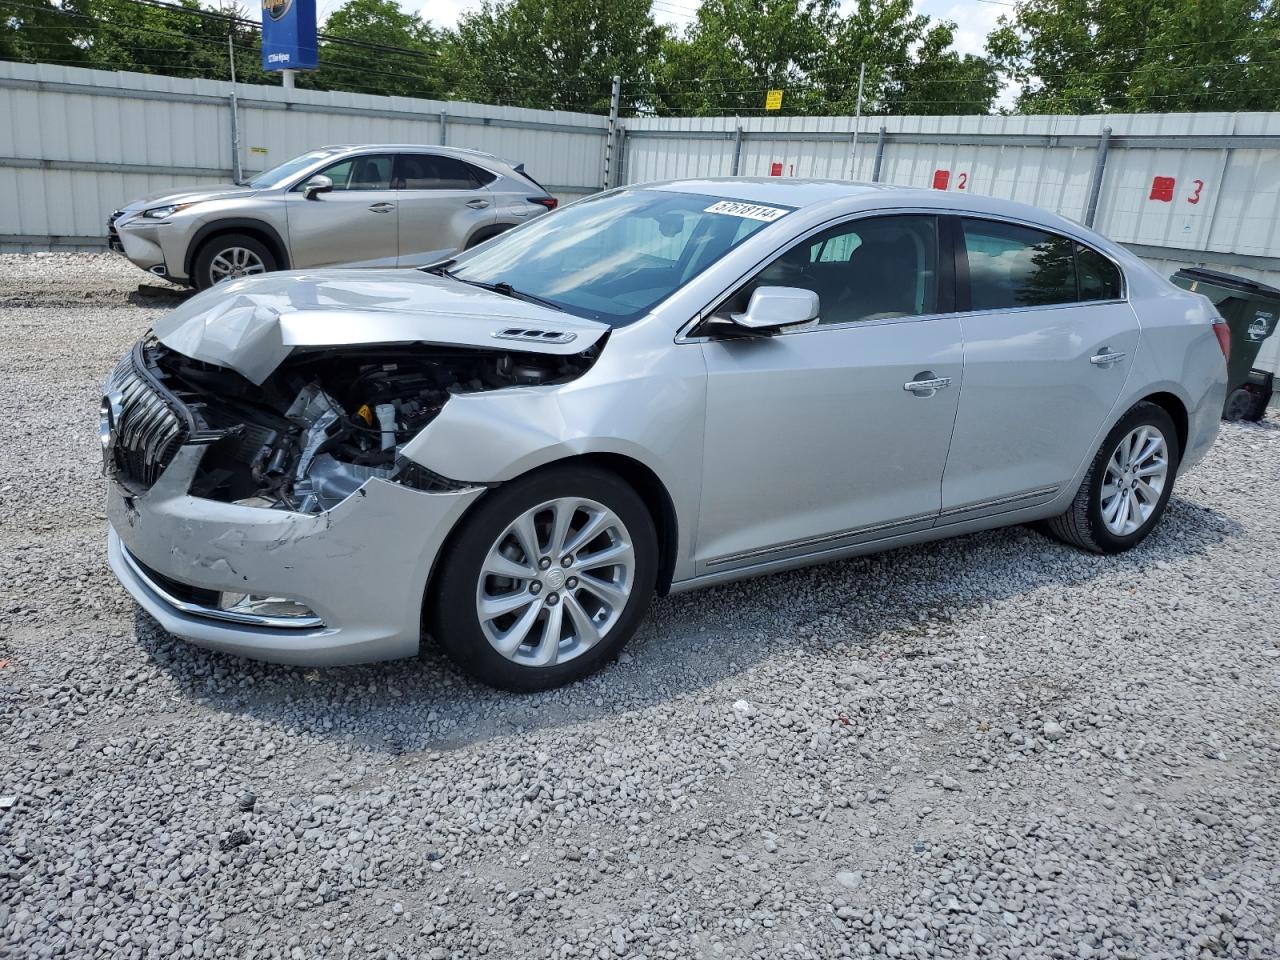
[430,465,657,691]
[1044,401,1180,554]
[191,233,276,290]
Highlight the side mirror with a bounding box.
[303,174,333,200]
[730,286,819,332]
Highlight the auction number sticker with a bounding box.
[704,200,789,222]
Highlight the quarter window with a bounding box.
[304,154,393,191]
[961,219,1076,309]
[745,215,939,325]
[1076,243,1123,300]
[393,154,489,190]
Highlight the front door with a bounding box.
[940,217,1139,521]
[392,153,496,266]
[696,214,963,573]
[284,153,399,269]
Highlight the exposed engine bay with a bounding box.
[139,337,601,512]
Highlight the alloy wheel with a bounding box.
[475,497,635,668]
[1100,424,1169,536]
[208,246,267,284]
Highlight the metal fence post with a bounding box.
[439,111,448,145]
[603,75,621,189]
[1084,126,1112,228]
[615,125,628,186]
[228,94,242,182]
[871,126,886,183]
[731,124,744,175]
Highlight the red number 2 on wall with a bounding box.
[1187,179,1204,205]
[957,172,969,191]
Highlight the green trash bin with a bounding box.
[1171,267,1279,420]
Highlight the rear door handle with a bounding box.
[904,374,953,396]
[466,198,490,209]
[1090,350,1126,366]
[368,202,395,213]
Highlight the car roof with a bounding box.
[316,144,508,165]
[637,177,1089,234]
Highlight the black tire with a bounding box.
[1044,401,1181,554]
[463,224,512,250]
[429,465,658,691]
[191,233,277,290]
[1224,388,1254,421]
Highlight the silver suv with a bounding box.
[107,145,557,289]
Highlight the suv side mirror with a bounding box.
[303,174,333,200]
[730,286,820,332]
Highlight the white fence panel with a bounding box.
[0,60,608,245]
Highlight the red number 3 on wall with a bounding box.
[1187,179,1204,205]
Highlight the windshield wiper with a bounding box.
[437,272,563,312]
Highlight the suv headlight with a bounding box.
[142,202,196,219]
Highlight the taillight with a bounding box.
[1212,316,1231,362]
[529,196,558,211]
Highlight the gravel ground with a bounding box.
[2,253,1279,960]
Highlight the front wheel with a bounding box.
[1044,401,1181,554]
[191,233,276,290]
[429,466,657,691]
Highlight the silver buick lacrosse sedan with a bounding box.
[102,179,1228,690]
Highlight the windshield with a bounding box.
[445,189,791,325]
[247,149,346,189]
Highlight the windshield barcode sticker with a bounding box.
[703,201,789,222]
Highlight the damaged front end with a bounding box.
[103,334,602,513]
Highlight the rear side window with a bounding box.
[393,154,490,190]
[962,219,1076,309]
[1076,243,1123,300]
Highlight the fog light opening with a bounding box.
[216,592,317,621]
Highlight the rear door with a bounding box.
[393,153,496,266]
[283,153,399,268]
[940,216,1138,522]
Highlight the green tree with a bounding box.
[648,0,998,116]
[448,0,662,113]
[987,0,1280,113]
[316,0,449,98]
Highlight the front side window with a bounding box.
[295,154,393,192]
[393,154,487,190]
[962,219,1077,309]
[445,189,787,325]
[736,215,939,325]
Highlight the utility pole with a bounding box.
[604,75,621,189]
[227,13,242,183]
[846,62,865,180]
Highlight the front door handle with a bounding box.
[904,373,953,396]
[1090,349,1127,366]
[466,198,490,209]
[368,202,396,213]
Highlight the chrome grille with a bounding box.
[104,349,187,488]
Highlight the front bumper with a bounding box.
[106,445,484,665]
[109,215,190,282]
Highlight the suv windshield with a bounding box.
[248,149,346,189]
[444,189,790,325]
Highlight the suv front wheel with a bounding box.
[191,233,276,290]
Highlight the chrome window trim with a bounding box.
[676,205,1130,344]
[120,547,325,630]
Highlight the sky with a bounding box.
[410,0,1010,61]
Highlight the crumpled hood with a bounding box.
[153,269,610,385]
[119,184,259,213]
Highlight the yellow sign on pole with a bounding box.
[765,89,783,111]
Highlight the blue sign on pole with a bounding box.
[261,0,318,72]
